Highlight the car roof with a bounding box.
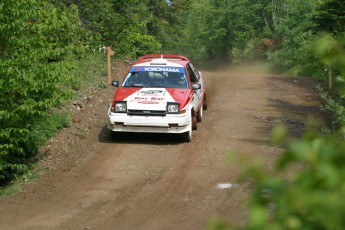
[133,54,190,68]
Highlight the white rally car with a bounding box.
[107,54,207,142]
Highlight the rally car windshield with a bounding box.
[122,67,189,89]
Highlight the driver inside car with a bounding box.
[167,72,188,88]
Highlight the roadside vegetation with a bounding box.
[1,0,345,229]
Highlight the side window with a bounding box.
[189,63,200,80]
[186,64,198,84]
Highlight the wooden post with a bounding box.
[107,46,111,84]
[328,69,333,90]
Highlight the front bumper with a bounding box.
[107,108,191,134]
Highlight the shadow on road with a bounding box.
[243,76,324,146]
[98,124,182,145]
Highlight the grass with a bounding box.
[69,51,108,92]
[0,184,21,196]
[0,166,42,196]
[31,51,107,150]
[30,111,71,149]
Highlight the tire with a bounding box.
[181,118,192,142]
[192,112,198,130]
[203,94,208,111]
[197,103,203,122]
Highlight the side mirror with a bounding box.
[111,80,120,87]
[192,83,201,90]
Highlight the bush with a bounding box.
[210,125,345,230]
[0,1,84,184]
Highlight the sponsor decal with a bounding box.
[143,67,180,72]
[140,90,164,95]
[134,96,165,102]
[130,66,185,73]
[134,96,148,100]
[137,101,160,104]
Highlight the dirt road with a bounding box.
[0,67,324,230]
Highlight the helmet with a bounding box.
[177,73,186,84]
[167,72,187,87]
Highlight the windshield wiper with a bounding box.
[148,85,165,88]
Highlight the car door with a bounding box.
[186,63,202,111]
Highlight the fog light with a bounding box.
[169,123,178,128]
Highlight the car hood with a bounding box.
[114,87,192,111]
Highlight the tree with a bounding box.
[312,0,345,35]
[184,0,233,64]
[0,0,83,182]
[183,0,282,64]
[147,0,192,54]
[59,0,189,58]
[266,0,323,76]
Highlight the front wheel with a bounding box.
[203,94,208,110]
[197,104,203,122]
[181,118,192,142]
[192,112,198,130]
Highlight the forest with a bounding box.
[1,0,345,229]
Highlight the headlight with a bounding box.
[166,102,180,114]
[114,101,127,113]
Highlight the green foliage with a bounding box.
[315,33,345,76]
[226,0,272,60]
[0,182,21,196]
[266,0,323,76]
[314,34,345,129]
[152,0,192,53]
[244,126,345,229]
[183,0,343,79]
[317,84,345,130]
[0,0,84,183]
[0,163,42,196]
[210,125,345,230]
[183,0,288,65]
[209,20,345,230]
[312,0,345,35]
[29,111,71,149]
[68,51,108,92]
[60,0,188,58]
[106,0,162,57]
[267,32,324,77]
[266,0,345,77]
[315,33,345,133]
